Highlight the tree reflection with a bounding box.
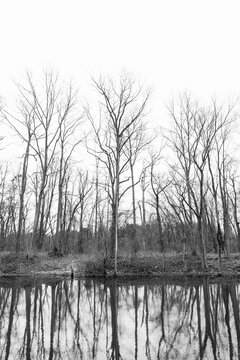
[0,278,240,359]
[25,286,31,360]
[222,283,233,359]
[229,283,240,359]
[5,288,17,360]
[109,280,121,359]
[49,284,56,360]
[144,285,151,359]
[199,278,217,358]
[134,286,138,360]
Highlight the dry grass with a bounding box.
[0,251,239,278]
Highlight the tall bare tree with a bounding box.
[229,169,240,250]
[15,70,79,250]
[87,73,149,274]
[77,170,93,253]
[124,122,153,254]
[167,95,233,268]
[2,100,35,252]
[55,86,84,251]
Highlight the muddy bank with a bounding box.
[0,252,240,279]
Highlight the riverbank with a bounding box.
[0,251,240,279]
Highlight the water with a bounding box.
[0,277,240,359]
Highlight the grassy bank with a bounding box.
[0,251,240,279]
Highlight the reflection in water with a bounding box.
[0,278,240,359]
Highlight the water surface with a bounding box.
[0,276,240,359]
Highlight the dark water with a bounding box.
[0,277,240,359]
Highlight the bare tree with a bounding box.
[77,170,93,253]
[229,169,240,250]
[167,95,232,268]
[206,101,236,261]
[87,73,150,274]
[148,151,171,269]
[15,70,79,250]
[2,100,35,252]
[138,164,149,250]
[123,122,153,254]
[55,86,84,251]
[0,164,14,250]
[215,124,234,258]
[166,95,199,254]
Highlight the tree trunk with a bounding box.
[198,217,208,269]
[78,203,84,253]
[141,174,146,251]
[114,148,120,276]
[130,161,138,254]
[25,286,31,360]
[110,281,120,358]
[56,164,63,250]
[16,140,30,253]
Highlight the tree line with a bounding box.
[0,70,239,271]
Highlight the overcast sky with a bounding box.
[1,0,240,149]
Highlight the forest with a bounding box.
[0,70,239,273]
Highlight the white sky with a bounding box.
[1,0,240,155]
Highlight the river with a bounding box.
[0,276,239,359]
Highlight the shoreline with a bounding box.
[0,251,239,280]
